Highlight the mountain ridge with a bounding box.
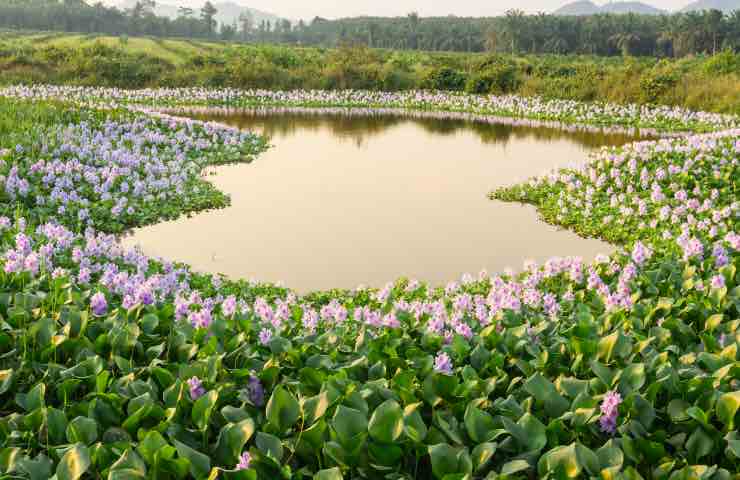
[116,0,285,27]
[680,0,740,12]
[554,0,740,15]
[554,1,665,15]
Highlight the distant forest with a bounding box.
[1,0,740,56]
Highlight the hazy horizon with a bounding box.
[101,0,699,20]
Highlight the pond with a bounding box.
[122,110,645,292]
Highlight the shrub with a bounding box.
[703,49,740,75]
[422,67,467,91]
[639,66,678,104]
[465,63,520,94]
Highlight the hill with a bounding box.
[681,0,740,12]
[555,0,665,15]
[116,0,285,27]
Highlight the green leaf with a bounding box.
[215,418,256,465]
[596,440,623,470]
[428,444,471,480]
[301,391,330,426]
[266,386,300,433]
[16,383,45,412]
[686,428,713,461]
[717,391,740,430]
[368,440,403,466]
[618,363,646,395]
[137,431,168,465]
[432,372,459,398]
[46,407,68,445]
[256,431,283,461]
[17,454,52,480]
[0,447,21,474]
[323,441,349,468]
[332,405,367,445]
[518,413,547,452]
[523,373,568,418]
[140,313,159,334]
[368,399,403,443]
[192,390,218,431]
[705,314,723,332]
[268,336,292,355]
[667,399,690,423]
[537,443,598,478]
[66,416,98,445]
[314,467,343,480]
[590,361,615,388]
[725,431,740,459]
[222,406,250,423]
[464,403,497,443]
[108,449,147,480]
[471,443,496,473]
[598,331,619,363]
[403,404,428,443]
[501,459,530,476]
[173,439,210,479]
[0,369,14,395]
[56,443,91,480]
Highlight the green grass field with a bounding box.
[1,29,739,114]
[0,29,221,64]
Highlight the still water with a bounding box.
[123,111,640,293]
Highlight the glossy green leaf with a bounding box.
[368,399,403,443]
[56,443,91,480]
[192,389,219,431]
[266,386,300,433]
[66,416,98,445]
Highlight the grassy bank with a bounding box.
[1,30,740,114]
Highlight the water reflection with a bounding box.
[123,112,638,293]
[191,109,648,150]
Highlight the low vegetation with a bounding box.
[1,32,740,114]
[0,85,735,479]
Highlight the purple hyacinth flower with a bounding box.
[599,390,622,435]
[235,451,251,470]
[90,292,107,316]
[222,295,237,317]
[259,328,272,346]
[710,274,725,290]
[188,377,206,401]
[434,352,453,375]
[248,375,265,407]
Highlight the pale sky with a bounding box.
[103,0,696,20]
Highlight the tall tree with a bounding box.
[407,12,420,50]
[201,1,218,36]
[239,11,253,41]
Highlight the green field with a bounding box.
[1,29,740,114]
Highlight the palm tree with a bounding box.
[501,9,525,54]
[704,9,724,54]
[238,11,253,41]
[407,12,420,50]
[201,1,218,37]
[609,32,640,56]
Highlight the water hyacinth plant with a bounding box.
[0,87,734,480]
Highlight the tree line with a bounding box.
[1,0,740,57]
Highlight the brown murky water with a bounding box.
[123,112,641,292]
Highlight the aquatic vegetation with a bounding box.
[2,85,738,134]
[0,88,735,479]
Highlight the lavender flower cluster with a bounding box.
[2,85,737,133]
[0,87,736,466]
